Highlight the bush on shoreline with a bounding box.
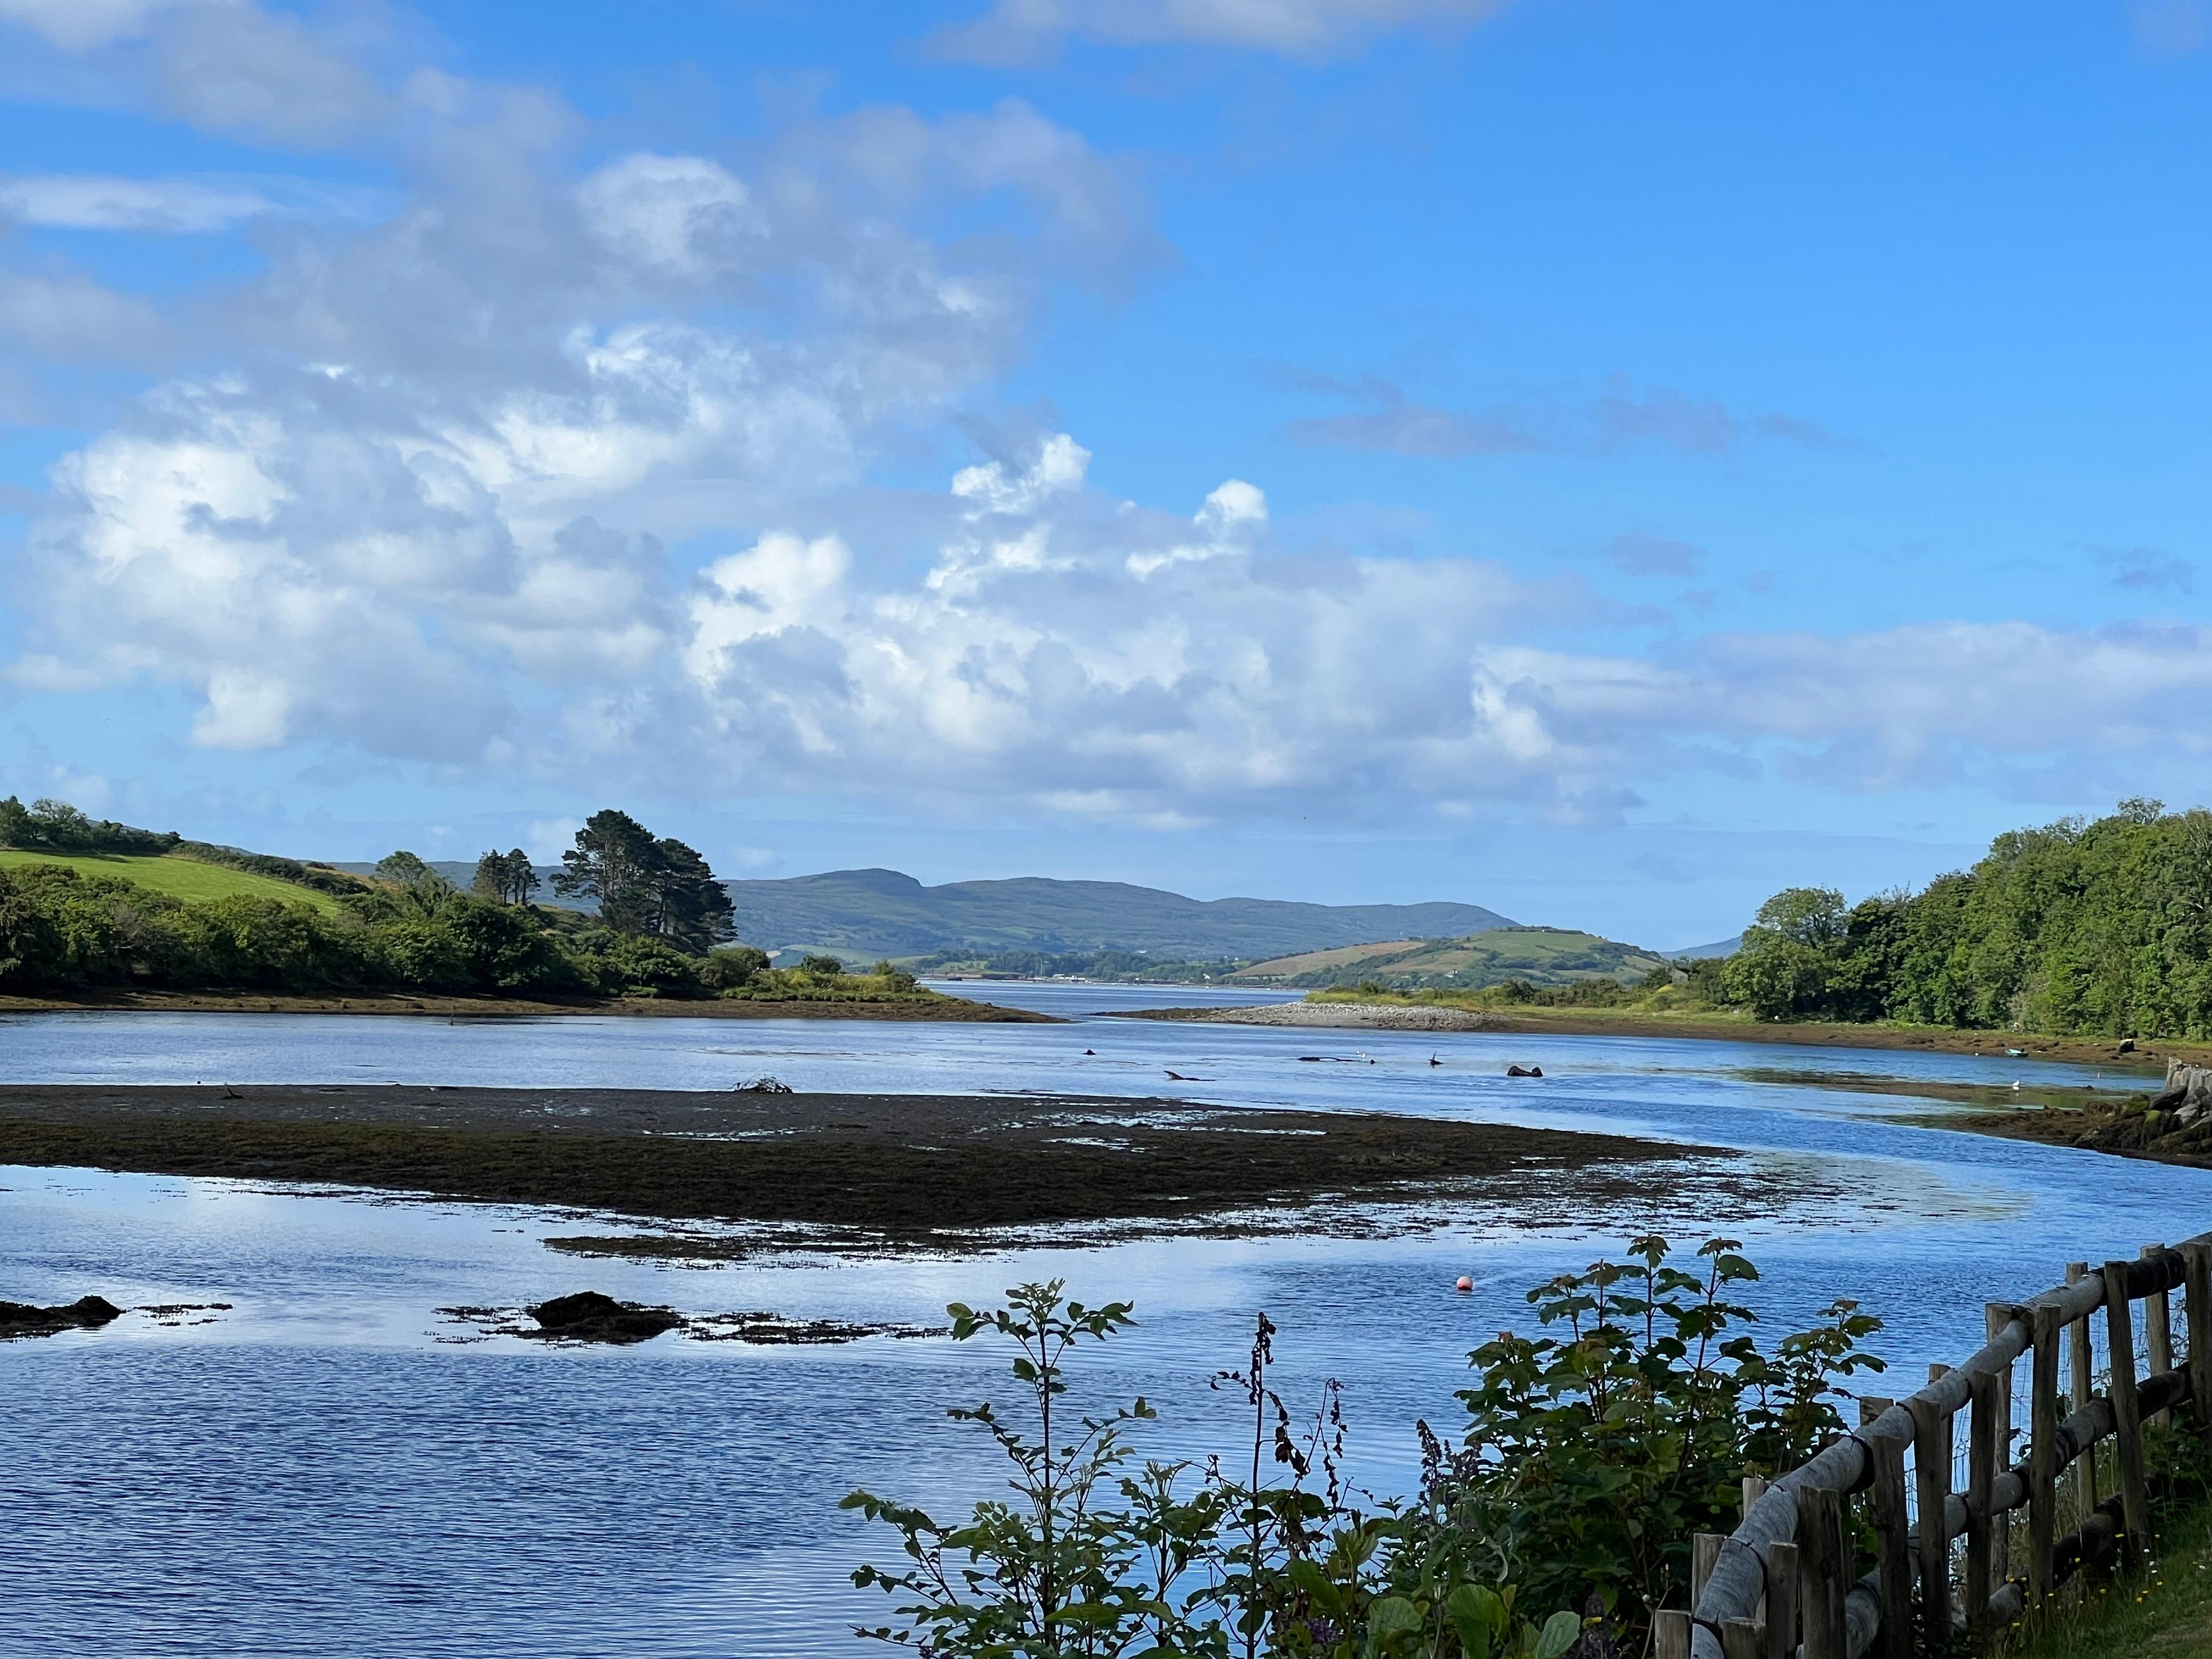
[0,859,936,1004]
[1724,800,2212,1038]
[847,1238,1883,1657]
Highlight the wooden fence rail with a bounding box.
[1654,1229,2212,1659]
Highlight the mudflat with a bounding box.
[0,1084,1752,1246]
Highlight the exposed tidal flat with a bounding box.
[6,981,2212,1656]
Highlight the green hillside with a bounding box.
[710,867,1516,961]
[1232,926,1670,991]
[0,850,352,916]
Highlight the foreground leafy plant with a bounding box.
[1409,1237,1883,1643]
[845,1241,1883,1658]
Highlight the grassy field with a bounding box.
[1235,926,1671,990]
[0,850,350,915]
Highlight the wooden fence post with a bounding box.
[2145,1243,2175,1427]
[2066,1262,2096,1524]
[1909,1384,1953,1650]
[2185,1240,2212,1442]
[1871,1432,1912,1659]
[1764,1539,1801,1659]
[1742,1474,1769,1520]
[1984,1304,2015,1578]
[2102,1259,2152,1569]
[1722,1618,1761,1659]
[1694,1532,1724,1609]
[2029,1302,2061,1618]
[1966,1369,1998,1655]
[1655,1609,1690,1659]
[1801,1485,1849,1659]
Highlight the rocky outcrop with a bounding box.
[2150,1060,2212,1124]
[522,1290,685,1345]
[0,1295,123,1339]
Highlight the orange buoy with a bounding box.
[1454,1275,1474,1293]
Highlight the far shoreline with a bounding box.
[1108,1001,2182,1069]
[0,989,1058,1023]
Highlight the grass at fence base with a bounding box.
[2016,1496,2212,1659]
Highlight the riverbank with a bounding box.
[1113,1001,2182,1067]
[0,1083,1767,1249]
[0,989,1054,1022]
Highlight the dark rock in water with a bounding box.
[1505,1064,1544,1079]
[524,1290,684,1345]
[0,1294,125,1340]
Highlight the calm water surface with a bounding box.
[2,994,2205,1657]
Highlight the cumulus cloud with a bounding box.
[27,374,2212,827]
[932,0,1515,63]
[5,51,1165,779]
[1278,371,1842,459]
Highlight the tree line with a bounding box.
[1724,798,2212,1036]
[0,800,836,1002]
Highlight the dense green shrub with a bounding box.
[1407,1238,1881,1632]
[698,945,771,991]
[585,934,706,998]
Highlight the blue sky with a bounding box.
[2,0,2210,947]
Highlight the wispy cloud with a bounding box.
[2097,546,2194,593]
[1601,533,1703,579]
[0,172,274,232]
[929,0,1515,64]
[2132,0,2208,55]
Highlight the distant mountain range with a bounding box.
[333,859,1738,968]
[714,868,1516,962]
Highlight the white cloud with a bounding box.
[577,154,758,277]
[0,0,392,145]
[0,268,162,358]
[0,0,172,52]
[0,172,271,231]
[6,71,1159,773]
[933,0,1514,61]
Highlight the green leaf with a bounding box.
[1534,1610,1582,1659]
[1368,1595,1424,1641]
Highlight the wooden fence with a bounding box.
[1657,1230,2212,1659]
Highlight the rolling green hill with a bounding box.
[0,850,354,915]
[709,868,1516,962]
[1231,926,1671,991]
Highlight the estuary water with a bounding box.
[3,991,2208,1657]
